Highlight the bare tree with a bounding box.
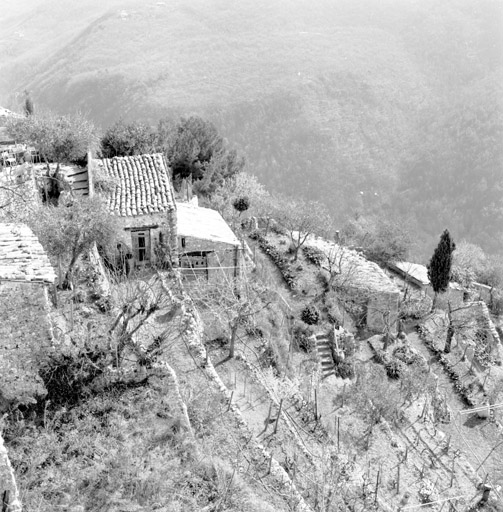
[190,270,273,359]
[275,195,333,261]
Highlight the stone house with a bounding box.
[92,153,243,278]
[93,153,178,270]
[306,236,400,333]
[389,261,466,307]
[0,223,56,411]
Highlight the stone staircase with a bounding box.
[314,333,336,379]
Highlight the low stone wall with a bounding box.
[159,271,314,512]
[0,433,22,512]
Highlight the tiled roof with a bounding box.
[96,154,175,217]
[0,223,56,283]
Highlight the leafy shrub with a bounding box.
[316,271,330,291]
[293,323,315,352]
[301,305,320,325]
[302,245,325,266]
[245,326,264,338]
[336,360,355,379]
[385,359,406,379]
[232,196,250,213]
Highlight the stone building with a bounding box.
[94,153,178,270]
[306,236,400,333]
[389,261,466,307]
[93,153,243,278]
[0,223,56,411]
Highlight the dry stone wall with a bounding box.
[159,272,314,512]
[0,433,22,512]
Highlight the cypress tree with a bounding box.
[427,229,456,310]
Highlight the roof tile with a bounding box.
[97,154,175,217]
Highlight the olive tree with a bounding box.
[31,197,119,288]
[7,110,97,204]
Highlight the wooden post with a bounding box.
[273,399,283,435]
[421,399,428,420]
[234,373,237,389]
[267,454,273,475]
[314,388,318,422]
[337,417,340,451]
[70,299,74,331]
[374,469,380,505]
[482,370,490,389]
[397,464,401,494]
[263,402,273,434]
[52,282,58,308]
[405,446,408,462]
[57,255,63,287]
[2,490,10,512]
[342,383,346,407]
[227,391,234,412]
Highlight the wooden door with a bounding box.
[131,230,151,266]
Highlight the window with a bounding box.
[131,230,151,265]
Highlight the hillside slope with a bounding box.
[2,0,502,255]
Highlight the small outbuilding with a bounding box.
[176,202,243,280]
[389,261,466,307]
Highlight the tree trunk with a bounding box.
[229,321,238,359]
[431,292,438,312]
[444,303,454,353]
[63,250,80,289]
[444,323,455,353]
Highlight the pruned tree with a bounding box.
[275,195,333,261]
[31,197,119,288]
[207,172,267,224]
[428,229,456,310]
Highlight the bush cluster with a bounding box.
[301,305,320,325]
[335,360,355,379]
[302,245,325,266]
[249,231,296,288]
[384,359,406,379]
[293,323,315,352]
